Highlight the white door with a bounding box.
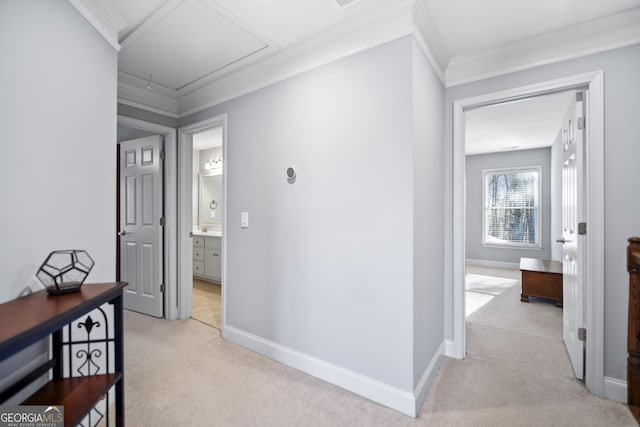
[560,91,585,379]
[119,135,164,317]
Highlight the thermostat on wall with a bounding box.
[286,167,296,180]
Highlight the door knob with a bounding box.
[556,238,570,244]
[118,230,131,237]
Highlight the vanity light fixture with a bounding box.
[204,157,223,170]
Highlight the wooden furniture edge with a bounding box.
[22,373,121,427]
[0,282,127,361]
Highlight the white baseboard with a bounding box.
[223,326,442,417]
[414,342,445,413]
[603,376,627,403]
[466,259,519,270]
[444,339,463,359]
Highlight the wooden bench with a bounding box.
[520,257,563,307]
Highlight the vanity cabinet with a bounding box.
[193,235,221,283]
[193,236,205,276]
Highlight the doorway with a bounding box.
[462,90,580,384]
[449,71,605,396]
[116,116,179,320]
[177,114,227,328]
[191,127,224,328]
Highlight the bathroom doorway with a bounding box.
[177,114,227,328]
[191,127,224,328]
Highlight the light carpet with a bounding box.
[120,267,636,426]
[465,272,520,317]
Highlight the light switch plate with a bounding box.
[241,212,249,228]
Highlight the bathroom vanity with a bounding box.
[193,231,222,283]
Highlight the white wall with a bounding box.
[465,148,552,264]
[445,43,640,382]
[179,36,445,412]
[0,0,117,399]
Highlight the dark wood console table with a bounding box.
[0,282,127,427]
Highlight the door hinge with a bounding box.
[160,150,165,160]
[160,217,165,226]
[577,117,585,130]
[578,222,587,235]
[578,327,586,341]
[160,283,166,293]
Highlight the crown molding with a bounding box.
[117,0,447,118]
[115,4,640,115]
[445,8,640,87]
[68,0,125,51]
[177,0,418,117]
[118,82,179,117]
[412,0,448,82]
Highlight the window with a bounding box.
[483,167,541,248]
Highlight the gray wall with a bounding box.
[445,43,640,381]
[117,103,178,129]
[465,148,551,264]
[117,124,155,142]
[411,41,445,389]
[180,36,445,392]
[0,0,118,399]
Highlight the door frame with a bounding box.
[117,116,179,320]
[448,71,605,396]
[177,114,227,323]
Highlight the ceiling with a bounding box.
[425,0,640,57]
[106,0,640,113]
[108,0,640,108]
[465,91,575,156]
[113,0,401,95]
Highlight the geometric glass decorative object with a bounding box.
[36,249,94,295]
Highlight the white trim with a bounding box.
[411,1,446,84]
[445,9,640,88]
[117,116,178,320]
[223,325,420,417]
[177,4,415,117]
[118,81,180,117]
[117,98,179,119]
[465,259,519,270]
[413,342,445,414]
[67,0,125,51]
[444,339,456,357]
[584,70,605,397]
[116,0,419,117]
[449,71,606,399]
[177,115,228,322]
[603,376,627,403]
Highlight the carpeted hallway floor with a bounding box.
[120,266,636,426]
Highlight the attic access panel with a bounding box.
[118,0,268,91]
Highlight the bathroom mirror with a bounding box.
[199,174,223,227]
